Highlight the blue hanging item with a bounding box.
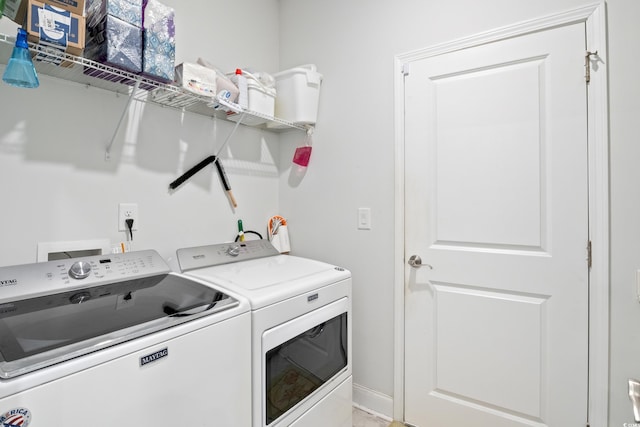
[3,28,39,89]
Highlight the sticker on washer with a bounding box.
[140,348,168,367]
[0,407,32,427]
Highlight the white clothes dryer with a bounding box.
[177,240,352,427]
[0,250,252,427]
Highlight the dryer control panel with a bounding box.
[176,240,280,272]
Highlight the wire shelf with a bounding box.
[0,32,308,132]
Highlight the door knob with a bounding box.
[629,379,640,422]
[408,255,433,269]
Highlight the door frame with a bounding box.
[393,2,609,424]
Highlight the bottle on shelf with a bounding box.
[2,28,39,88]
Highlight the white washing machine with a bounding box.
[177,240,352,427]
[0,250,252,427]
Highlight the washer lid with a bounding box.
[0,251,244,379]
[184,254,351,309]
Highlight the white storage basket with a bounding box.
[273,64,322,124]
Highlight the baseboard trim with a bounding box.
[353,383,394,420]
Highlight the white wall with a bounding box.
[3,1,640,424]
[278,0,640,424]
[606,1,640,424]
[0,0,282,270]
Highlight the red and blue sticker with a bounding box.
[0,408,32,427]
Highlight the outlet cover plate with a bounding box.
[118,203,139,231]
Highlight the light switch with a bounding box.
[358,207,371,230]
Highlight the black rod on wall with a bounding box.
[168,155,237,207]
[168,155,217,190]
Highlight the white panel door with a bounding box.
[404,22,589,427]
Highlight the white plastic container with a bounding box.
[273,64,323,124]
[246,78,276,117]
[228,71,276,119]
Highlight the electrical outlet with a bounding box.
[118,203,139,232]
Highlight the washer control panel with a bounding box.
[176,240,280,272]
[69,261,92,279]
[0,250,170,303]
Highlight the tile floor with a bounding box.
[352,407,395,427]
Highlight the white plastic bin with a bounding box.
[228,71,276,118]
[273,64,322,124]
[246,78,276,117]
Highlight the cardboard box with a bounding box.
[5,0,85,23]
[47,0,85,16]
[3,0,29,25]
[175,63,216,97]
[84,14,141,73]
[86,0,142,28]
[27,0,85,66]
[27,0,85,49]
[141,0,174,81]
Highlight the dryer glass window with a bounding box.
[265,312,347,424]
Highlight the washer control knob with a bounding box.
[69,261,92,279]
[227,245,240,257]
[69,291,91,304]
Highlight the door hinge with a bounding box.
[587,240,592,269]
[585,50,598,84]
[402,63,410,76]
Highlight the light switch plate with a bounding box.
[358,207,371,230]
